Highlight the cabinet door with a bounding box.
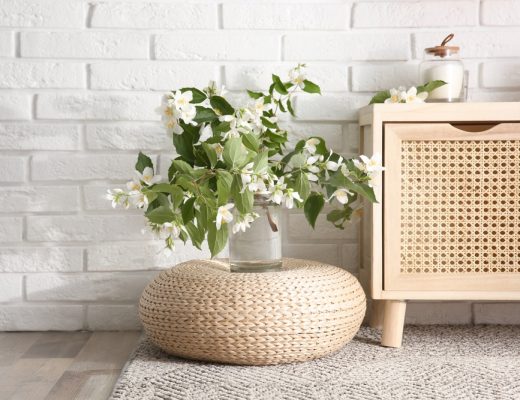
[384,122,520,292]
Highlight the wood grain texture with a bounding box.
[0,331,140,400]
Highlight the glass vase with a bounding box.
[229,198,282,273]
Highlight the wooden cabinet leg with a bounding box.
[369,300,385,329]
[381,300,406,348]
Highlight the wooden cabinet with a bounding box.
[359,103,520,347]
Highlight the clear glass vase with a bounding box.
[229,198,282,273]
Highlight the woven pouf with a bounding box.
[139,258,366,366]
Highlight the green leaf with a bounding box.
[207,220,228,258]
[223,137,247,168]
[202,143,217,168]
[145,205,175,224]
[210,96,234,115]
[369,90,391,104]
[247,90,263,99]
[135,152,153,174]
[171,159,194,175]
[327,209,345,223]
[185,221,204,250]
[416,80,447,94]
[252,151,268,174]
[287,98,296,117]
[181,87,206,104]
[216,170,233,206]
[181,197,196,224]
[242,133,260,152]
[302,80,321,94]
[193,106,218,124]
[304,192,325,229]
[172,131,195,164]
[231,175,253,214]
[261,117,277,129]
[294,171,310,200]
[272,74,288,95]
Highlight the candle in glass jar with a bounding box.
[421,63,464,101]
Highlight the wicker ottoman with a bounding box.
[139,258,366,365]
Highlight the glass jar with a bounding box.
[229,197,282,273]
[419,34,465,102]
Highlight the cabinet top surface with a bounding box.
[359,102,520,125]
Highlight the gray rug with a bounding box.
[110,326,520,400]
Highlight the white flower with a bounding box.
[179,104,196,125]
[267,177,286,205]
[219,114,241,139]
[252,97,272,116]
[247,175,268,193]
[384,88,403,104]
[232,212,259,234]
[157,95,183,136]
[306,155,322,174]
[403,87,428,104]
[216,203,234,230]
[198,124,213,143]
[164,116,183,136]
[106,188,129,209]
[173,90,193,110]
[137,167,162,186]
[307,172,319,182]
[240,162,254,187]
[204,80,227,97]
[126,178,142,192]
[130,191,148,209]
[212,143,224,161]
[283,189,303,209]
[289,65,306,89]
[332,188,352,205]
[359,153,385,173]
[162,222,181,239]
[326,155,343,172]
[304,138,320,155]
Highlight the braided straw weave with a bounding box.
[139,258,366,366]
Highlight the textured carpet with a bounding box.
[110,326,520,400]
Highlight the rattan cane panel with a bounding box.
[400,140,520,274]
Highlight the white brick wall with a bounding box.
[0,0,519,331]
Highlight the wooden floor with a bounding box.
[0,331,141,400]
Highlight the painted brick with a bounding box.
[0,0,84,28]
[21,31,148,59]
[406,302,472,324]
[224,63,348,92]
[36,93,159,120]
[31,154,152,181]
[481,0,520,26]
[88,242,209,271]
[0,123,80,150]
[0,186,79,213]
[27,215,152,242]
[414,31,520,59]
[482,62,520,88]
[353,1,477,28]
[85,123,168,151]
[0,94,32,120]
[90,62,217,91]
[474,303,520,324]
[0,31,13,57]
[0,61,85,89]
[293,93,372,121]
[0,217,24,242]
[0,247,83,272]
[284,32,409,61]
[0,156,26,182]
[287,212,358,241]
[351,63,419,92]
[0,305,84,330]
[342,243,360,273]
[343,124,360,155]
[223,4,349,30]
[26,271,157,301]
[0,274,23,302]
[282,244,339,266]
[87,305,141,330]
[91,2,216,29]
[155,32,280,61]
